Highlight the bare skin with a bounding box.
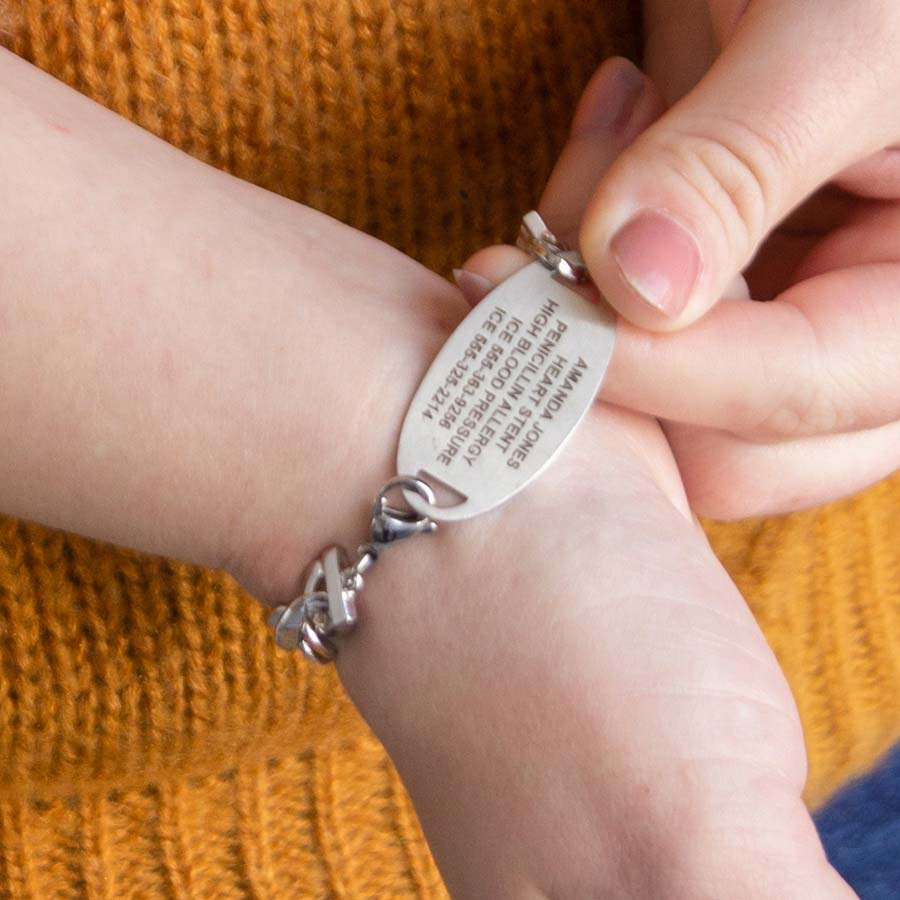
[0,47,458,605]
[0,48,855,898]
[570,0,900,520]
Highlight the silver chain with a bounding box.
[269,212,586,663]
[268,477,438,663]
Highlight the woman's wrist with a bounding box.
[219,212,466,606]
[0,48,466,596]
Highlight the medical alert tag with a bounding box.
[271,213,617,664]
[397,258,616,522]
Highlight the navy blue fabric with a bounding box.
[815,742,900,898]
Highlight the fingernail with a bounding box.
[610,211,702,317]
[572,60,645,136]
[452,268,495,303]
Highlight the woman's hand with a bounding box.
[323,66,855,899]
[0,44,854,899]
[332,298,855,900]
[553,3,900,519]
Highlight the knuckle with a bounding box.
[645,114,797,262]
[750,295,900,440]
[745,307,841,439]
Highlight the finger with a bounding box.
[642,0,718,105]
[539,58,665,246]
[458,254,900,440]
[793,201,900,283]
[579,0,900,330]
[666,418,900,520]
[451,256,900,522]
[453,245,529,306]
[835,147,900,200]
[452,58,663,302]
[604,262,900,440]
[456,256,750,310]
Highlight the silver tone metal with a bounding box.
[353,548,377,576]
[268,597,309,652]
[267,475,438,663]
[270,211,614,662]
[517,210,588,284]
[268,565,334,656]
[396,258,616,522]
[369,476,438,550]
[300,618,335,663]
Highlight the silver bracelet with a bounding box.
[268,212,616,663]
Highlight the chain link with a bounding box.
[268,476,437,663]
[516,210,588,284]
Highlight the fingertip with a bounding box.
[451,268,494,305]
[570,56,647,138]
[579,203,692,332]
[453,245,530,305]
[540,65,664,248]
[722,273,751,300]
[610,209,703,316]
[580,187,716,332]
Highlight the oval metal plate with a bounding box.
[397,260,616,521]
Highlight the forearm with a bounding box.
[0,48,464,603]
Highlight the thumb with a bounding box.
[580,0,900,329]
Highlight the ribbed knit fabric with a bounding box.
[0,1,898,897]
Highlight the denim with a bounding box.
[816,743,900,898]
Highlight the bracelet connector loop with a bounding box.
[268,476,438,663]
[516,210,588,284]
[369,476,438,550]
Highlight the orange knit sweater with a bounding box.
[1,2,899,897]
